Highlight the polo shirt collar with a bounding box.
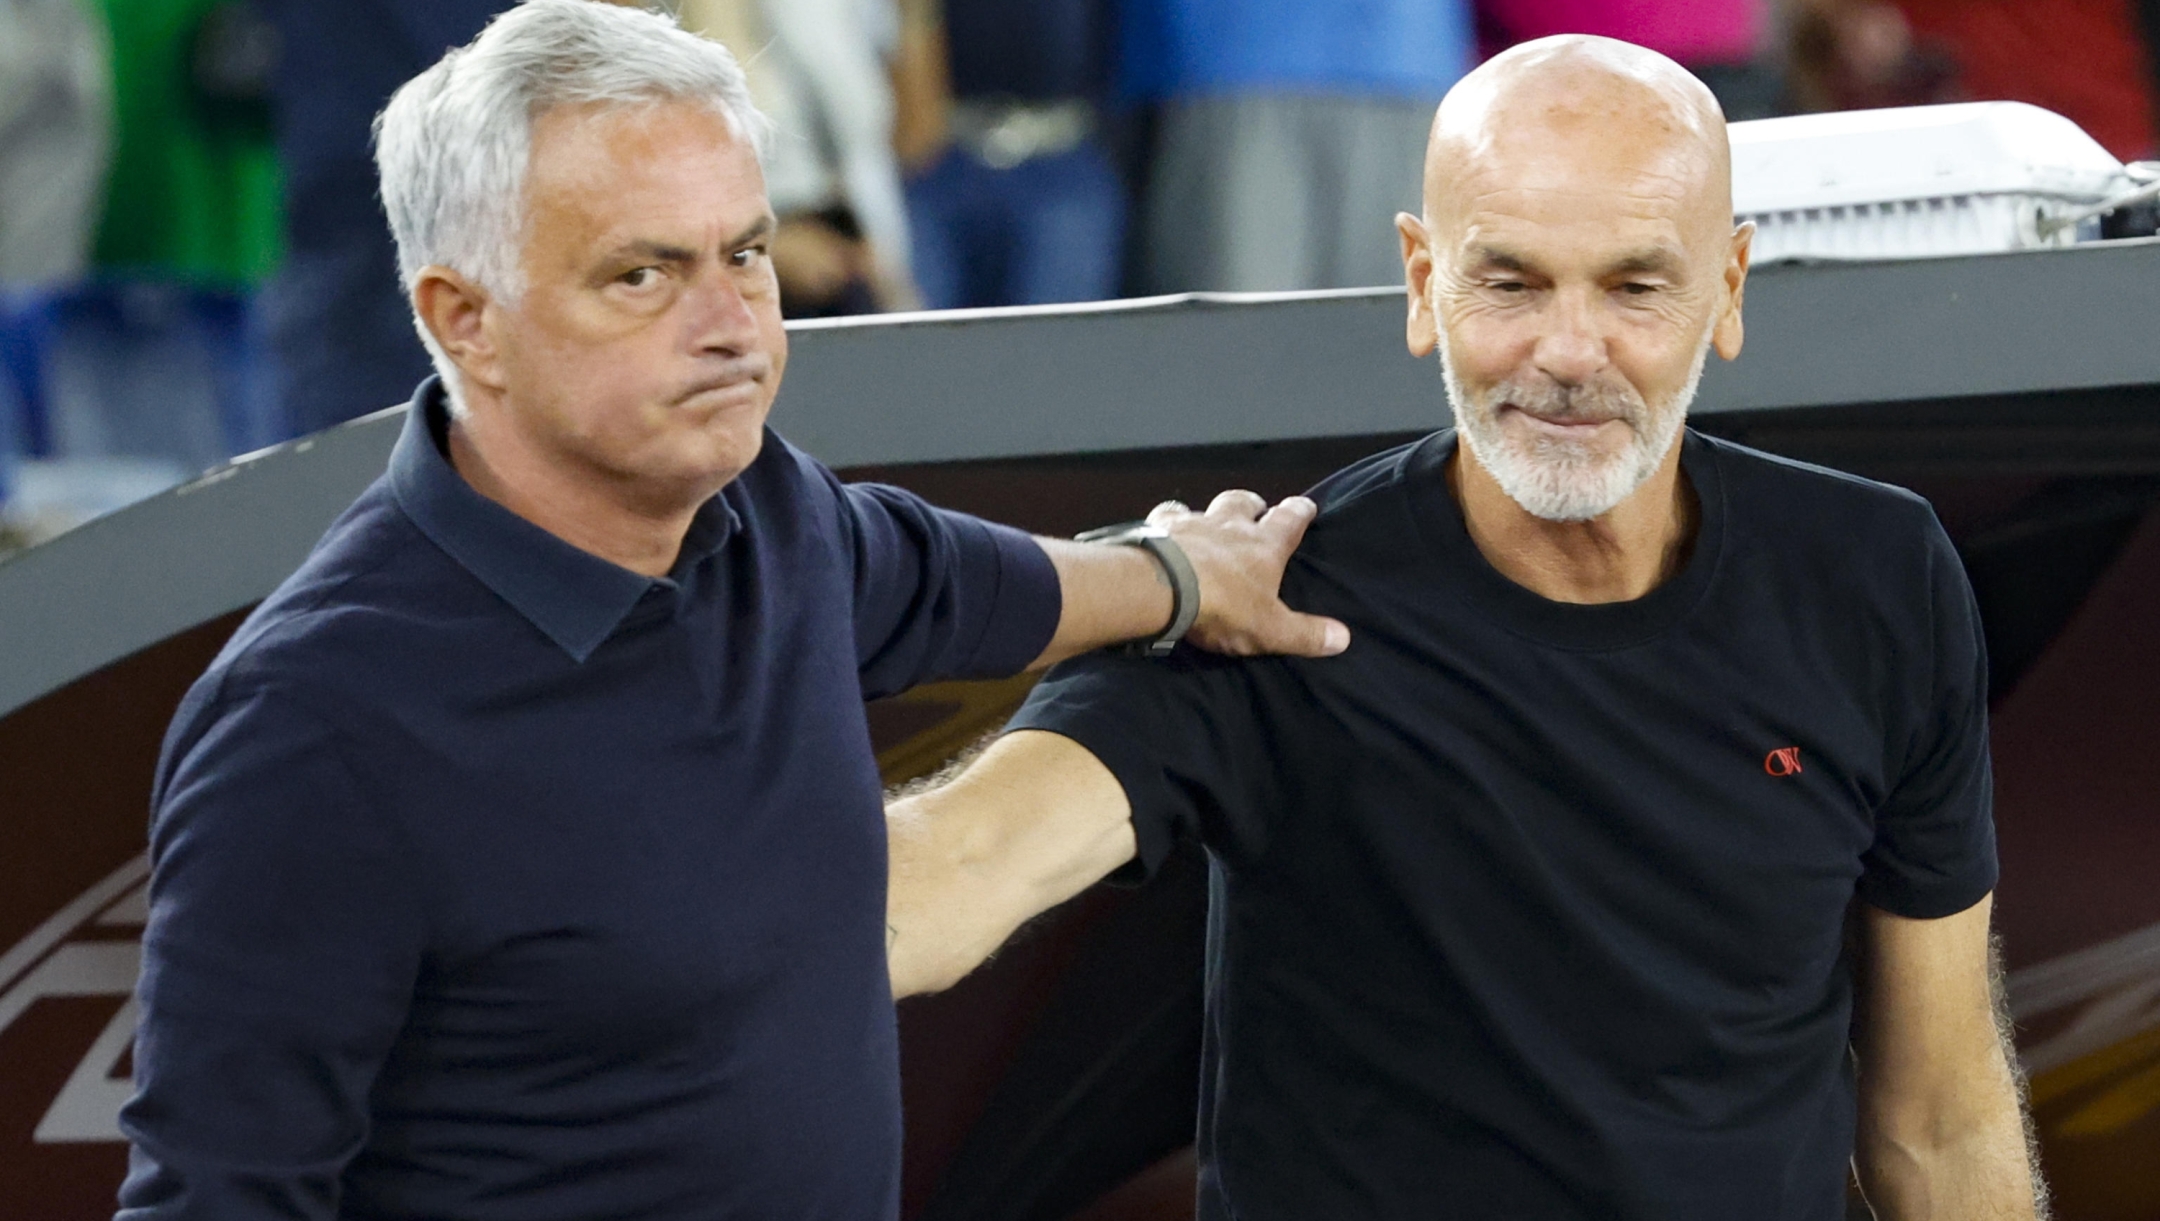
[387,378,739,663]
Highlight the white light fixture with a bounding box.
[1729,101,2133,262]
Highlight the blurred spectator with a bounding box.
[686,0,918,317]
[5,0,286,544]
[0,0,109,286]
[1477,0,1783,120]
[255,0,504,440]
[893,0,1126,310]
[1782,0,1960,112]
[0,0,108,542]
[1122,0,1476,294]
[1886,0,2157,159]
[92,0,280,284]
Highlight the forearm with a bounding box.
[1856,1073,2043,1220]
[1029,538,1175,669]
[886,730,1136,997]
[1855,904,2049,1220]
[886,790,1040,998]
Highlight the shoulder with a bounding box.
[1699,432,1948,558]
[1295,433,1440,546]
[1262,433,1452,588]
[733,428,836,497]
[1305,434,1435,518]
[1696,434,1967,643]
[723,428,857,541]
[178,480,483,735]
[733,429,981,562]
[1702,432,1961,583]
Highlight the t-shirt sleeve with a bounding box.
[1857,518,2000,919]
[118,682,425,1221]
[836,479,1062,700]
[1007,648,1281,883]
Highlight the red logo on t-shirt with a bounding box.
[1764,747,1803,777]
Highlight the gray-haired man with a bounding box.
[115,4,1345,1218]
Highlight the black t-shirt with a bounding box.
[1009,430,1998,1221]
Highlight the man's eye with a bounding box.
[1620,282,1658,296]
[1489,281,1527,294]
[620,267,660,288]
[730,245,769,269]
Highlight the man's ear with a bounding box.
[412,266,508,395]
[1712,221,1753,362]
[1399,212,1438,359]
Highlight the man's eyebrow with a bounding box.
[1466,245,1535,274]
[601,217,774,267]
[725,215,775,249]
[1604,247,1685,277]
[606,239,701,266]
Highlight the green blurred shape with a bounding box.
[90,0,283,286]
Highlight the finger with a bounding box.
[1206,489,1268,520]
[1147,499,1191,525]
[1256,495,1320,546]
[1267,611,1351,658]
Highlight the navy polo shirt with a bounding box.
[119,380,1061,1220]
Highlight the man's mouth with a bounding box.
[1501,404,1622,437]
[674,364,767,408]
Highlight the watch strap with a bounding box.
[1073,521,1201,657]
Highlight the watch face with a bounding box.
[1074,521,1139,544]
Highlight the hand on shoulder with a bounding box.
[1150,491,1350,659]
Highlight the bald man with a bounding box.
[886,36,2046,1220]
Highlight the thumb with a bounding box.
[1271,610,1351,658]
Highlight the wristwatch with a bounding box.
[1074,521,1201,658]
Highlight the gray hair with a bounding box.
[372,0,769,398]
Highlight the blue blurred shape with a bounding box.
[0,281,275,532]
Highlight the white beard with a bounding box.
[1443,335,1709,523]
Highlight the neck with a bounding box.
[1447,439,1697,604]
[447,400,699,579]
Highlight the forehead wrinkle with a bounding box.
[528,99,755,206]
[1438,125,1715,222]
[1452,180,1699,254]
[1461,175,1698,211]
[529,105,764,268]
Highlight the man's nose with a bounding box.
[1530,287,1608,385]
[688,272,762,354]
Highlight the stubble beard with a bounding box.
[1442,334,1709,523]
